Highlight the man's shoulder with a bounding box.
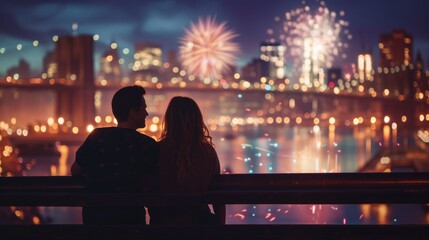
[85,127,156,146]
[136,132,156,144]
[88,127,115,135]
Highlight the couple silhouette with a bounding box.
[71,85,225,225]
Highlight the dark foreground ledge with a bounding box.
[1,224,428,240]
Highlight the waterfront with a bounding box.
[1,0,429,228]
[15,124,429,225]
[1,88,429,224]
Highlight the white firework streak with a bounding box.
[179,16,239,80]
[278,1,351,85]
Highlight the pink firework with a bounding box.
[179,16,239,81]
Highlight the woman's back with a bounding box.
[157,140,220,193]
[150,140,220,224]
[149,96,223,225]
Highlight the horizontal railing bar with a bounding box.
[209,172,429,190]
[1,172,429,191]
[0,172,428,206]
[1,189,429,206]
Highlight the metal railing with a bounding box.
[1,172,429,239]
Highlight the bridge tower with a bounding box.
[55,35,95,130]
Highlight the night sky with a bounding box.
[1,0,429,75]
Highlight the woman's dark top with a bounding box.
[149,140,221,225]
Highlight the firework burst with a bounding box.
[270,1,351,87]
[179,16,239,81]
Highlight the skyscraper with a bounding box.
[413,52,428,100]
[378,29,413,97]
[98,46,122,84]
[357,53,373,83]
[413,52,429,128]
[42,50,56,79]
[379,29,413,68]
[133,42,163,72]
[259,42,285,80]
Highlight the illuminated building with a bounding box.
[259,42,285,80]
[377,29,413,97]
[42,50,56,79]
[379,29,413,68]
[357,53,373,82]
[413,52,428,100]
[133,42,162,72]
[240,42,285,84]
[55,35,95,129]
[98,46,122,83]
[356,53,377,92]
[409,52,428,128]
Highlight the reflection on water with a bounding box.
[17,144,82,224]
[52,145,69,176]
[17,124,429,225]
[226,204,429,224]
[3,87,427,224]
[215,125,377,174]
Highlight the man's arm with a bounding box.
[71,132,94,176]
[214,203,226,224]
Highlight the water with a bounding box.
[14,124,428,225]
[2,88,429,224]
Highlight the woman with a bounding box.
[150,96,225,225]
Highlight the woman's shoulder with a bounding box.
[203,142,217,151]
[201,143,218,161]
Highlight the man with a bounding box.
[71,85,158,224]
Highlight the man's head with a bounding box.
[111,85,148,129]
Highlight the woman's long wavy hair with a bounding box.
[160,96,213,181]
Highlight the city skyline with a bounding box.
[2,0,429,227]
[1,0,429,76]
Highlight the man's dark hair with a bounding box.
[111,85,146,122]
